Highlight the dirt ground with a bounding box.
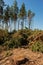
[0,48,43,65]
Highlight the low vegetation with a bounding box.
[0,29,43,53]
[31,41,43,53]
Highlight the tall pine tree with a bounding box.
[19,3,26,29]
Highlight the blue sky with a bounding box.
[4,0,43,30]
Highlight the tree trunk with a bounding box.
[14,21,16,30]
[21,19,24,30]
[0,20,2,29]
[9,18,11,32]
[29,19,31,30]
[0,19,1,29]
[2,20,4,29]
[5,22,8,31]
[25,19,26,28]
[18,19,20,30]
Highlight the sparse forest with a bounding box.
[0,0,43,65]
[0,0,43,53]
[0,0,35,31]
[0,0,43,52]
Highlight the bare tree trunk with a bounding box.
[0,20,2,29]
[2,21,4,29]
[21,19,24,30]
[9,18,11,32]
[18,19,20,30]
[0,19,1,29]
[14,21,16,30]
[29,19,31,30]
[5,22,8,31]
[24,19,26,29]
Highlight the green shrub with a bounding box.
[12,30,29,46]
[5,51,13,57]
[31,41,43,53]
[0,29,9,45]
[8,39,19,48]
[4,39,21,49]
[4,40,15,49]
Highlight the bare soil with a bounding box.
[0,48,43,65]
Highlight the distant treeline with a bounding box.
[0,0,35,32]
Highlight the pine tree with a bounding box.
[4,5,10,31]
[28,10,35,29]
[0,0,5,29]
[19,3,26,29]
[13,0,19,30]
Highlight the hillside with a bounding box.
[0,29,43,65]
